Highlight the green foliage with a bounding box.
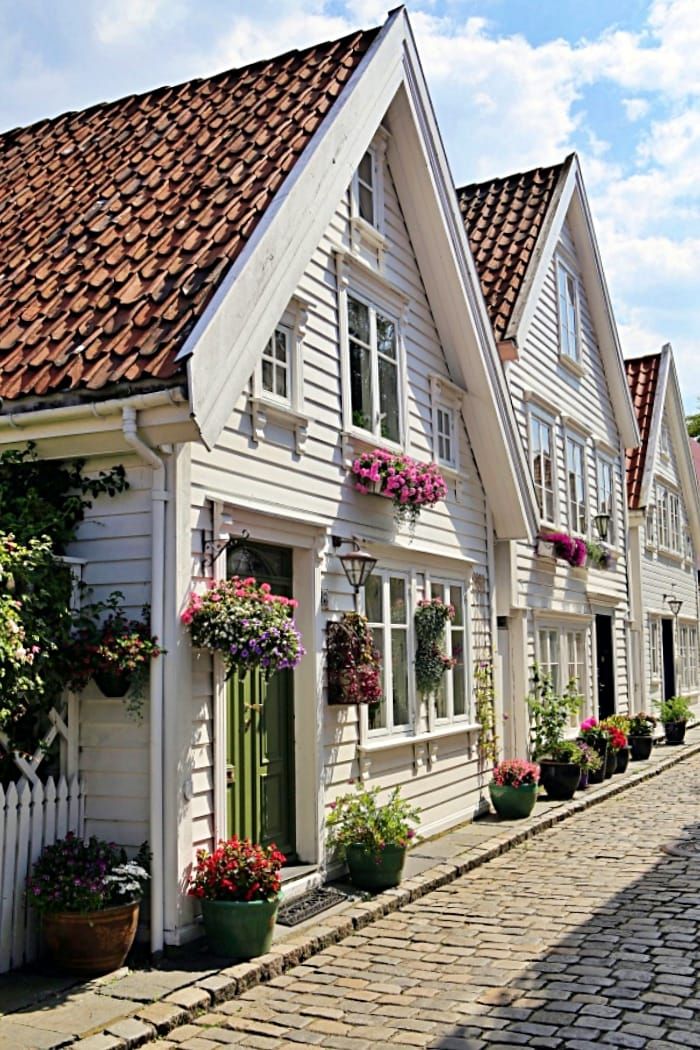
[526,665,582,760]
[326,784,420,860]
[548,739,584,765]
[0,442,127,552]
[656,695,693,724]
[26,833,149,913]
[414,598,455,695]
[627,712,656,737]
[686,402,700,439]
[474,661,498,766]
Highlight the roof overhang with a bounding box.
[180,9,537,540]
[508,156,640,450]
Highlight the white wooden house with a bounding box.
[625,346,700,715]
[457,154,640,756]
[0,10,536,954]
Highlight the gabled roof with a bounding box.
[457,159,567,341]
[625,344,700,551]
[0,27,379,405]
[456,154,639,448]
[625,353,661,509]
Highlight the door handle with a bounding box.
[244,702,264,711]
[226,765,236,785]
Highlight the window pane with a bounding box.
[391,630,409,726]
[369,627,386,730]
[358,151,373,188]
[261,358,273,394]
[431,582,445,602]
[376,315,396,360]
[390,577,406,624]
[365,574,382,624]
[453,657,466,717]
[378,357,400,442]
[350,341,372,431]
[359,185,374,224]
[435,674,448,719]
[348,297,370,344]
[450,586,463,626]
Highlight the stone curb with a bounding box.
[60,735,700,1048]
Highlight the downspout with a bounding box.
[121,406,167,959]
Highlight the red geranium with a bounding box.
[600,724,627,751]
[187,837,285,902]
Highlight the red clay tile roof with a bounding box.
[625,353,661,509]
[456,158,569,341]
[0,27,380,405]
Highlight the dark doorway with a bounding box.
[661,618,676,700]
[595,614,615,719]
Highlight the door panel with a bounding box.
[595,614,615,719]
[661,618,676,700]
[225,542,296,859]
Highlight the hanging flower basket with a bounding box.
[182,576,305,681]
[538,531,587,568]
[414,598,456,696]
[350,449,447,526]
[326,612,382,705]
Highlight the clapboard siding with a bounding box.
[508,216,631,716]
[189,149,493,862]
[66,456,153,848]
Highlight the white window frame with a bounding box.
[363,570,413,739]
[657,483,683,555]
[260,325,292,406]
[556,257,581,364]
[426,577,473,727]
[350,129,389,264]
[530,410,557,526]
[250,298,309,454]
[645,503,656,549]
[649,616,662,685]
[596,455,615,546]
[536,621,590,723]
[566,434,588,536]
[429,373,467,482]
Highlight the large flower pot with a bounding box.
[42,901,139,976]
[346,843,406,891]
[201,897,280,959]
[664,720,687,745]
[539,761,581,801]
[629,735,653,761]
[489,783,538,820]
[613,747,630,774]
[94,670,131,698]
[586,744,607,784]
[578,771,589,790]
[604,748,617,779]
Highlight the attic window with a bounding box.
[556,259,580,363]
[356,151,375,225]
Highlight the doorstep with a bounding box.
[3,727,700,1050]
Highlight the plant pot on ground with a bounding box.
[576,742,603,789]
[188,837,285,960]
[657,696,693,745]
[599,718,629,777]
[628,712,657,760]
[325,784,420,892]
[578,719,609,783]
[489,760,540,819]
[27,833,149,976]
[538,741,584,801]
[614,746,631,774]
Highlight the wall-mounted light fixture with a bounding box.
[663,592,683,618]
[593,513,611,543]
[203,528,252,570]
[331,535,377,609]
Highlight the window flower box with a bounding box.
[350,449,447,526]
[538,531,587,568]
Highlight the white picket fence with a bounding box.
[0,775,85,973]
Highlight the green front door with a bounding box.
[225,542,296,859]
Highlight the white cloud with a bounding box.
[622,97,650,121]
[95,0,179,45]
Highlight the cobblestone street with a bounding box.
[148,752,700,1050]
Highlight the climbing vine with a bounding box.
[474,661,498,766]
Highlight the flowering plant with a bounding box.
[539,531,587,568]
[27,833,149,913]
[326,784,420,859]
[66,591,162,720]
[327,612,382,705]
[491,759,540,788]
[350,449,448,526]
[188,837,285,902]
[414,598,456,695]
[576,741,603,773]
[578,717,610,752]
[599,719,628,751]
[628,712,656,736]
[182,576,304,681]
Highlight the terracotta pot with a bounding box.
[42,901,140,975]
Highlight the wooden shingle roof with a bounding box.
[625,353,662,509]
[0,27,379,404]
[456,158,568,341]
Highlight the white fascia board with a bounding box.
[386,29,537,541]
[181,12,405,451]
[512,158,640,450]
[663,346,700,549]
[638,347,668,509]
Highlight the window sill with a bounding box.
[359,722,480,754]
[341,429,405,469]
[558,353,587,380]
[350,215,389,261]
[249,396,310,455]
[657,547,684,563]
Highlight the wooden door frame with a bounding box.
[211,501,325,865]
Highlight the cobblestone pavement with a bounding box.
[146,752,700,1050]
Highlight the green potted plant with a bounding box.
[414,598,456,696]
[601,715,631,773]
[489,760,540,819]
[576,741,603,789]
[627,712,656,760]
[326,784,420,891]
[27,833,149,975]
[188,837,285,959]
[656,695,693,745]
[527,667,582,800]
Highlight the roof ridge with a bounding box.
[0,24,380,143]
[455,152,573,197]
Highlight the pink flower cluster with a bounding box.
[491,759,540,788]
[351,449,447,525]
[539,531,587,568]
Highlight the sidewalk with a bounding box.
[2,729,700,1050]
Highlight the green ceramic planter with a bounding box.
[346,844,406,891]
[488,782,538,819]
[201,896,280,959]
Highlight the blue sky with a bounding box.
[2,0,698,411]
